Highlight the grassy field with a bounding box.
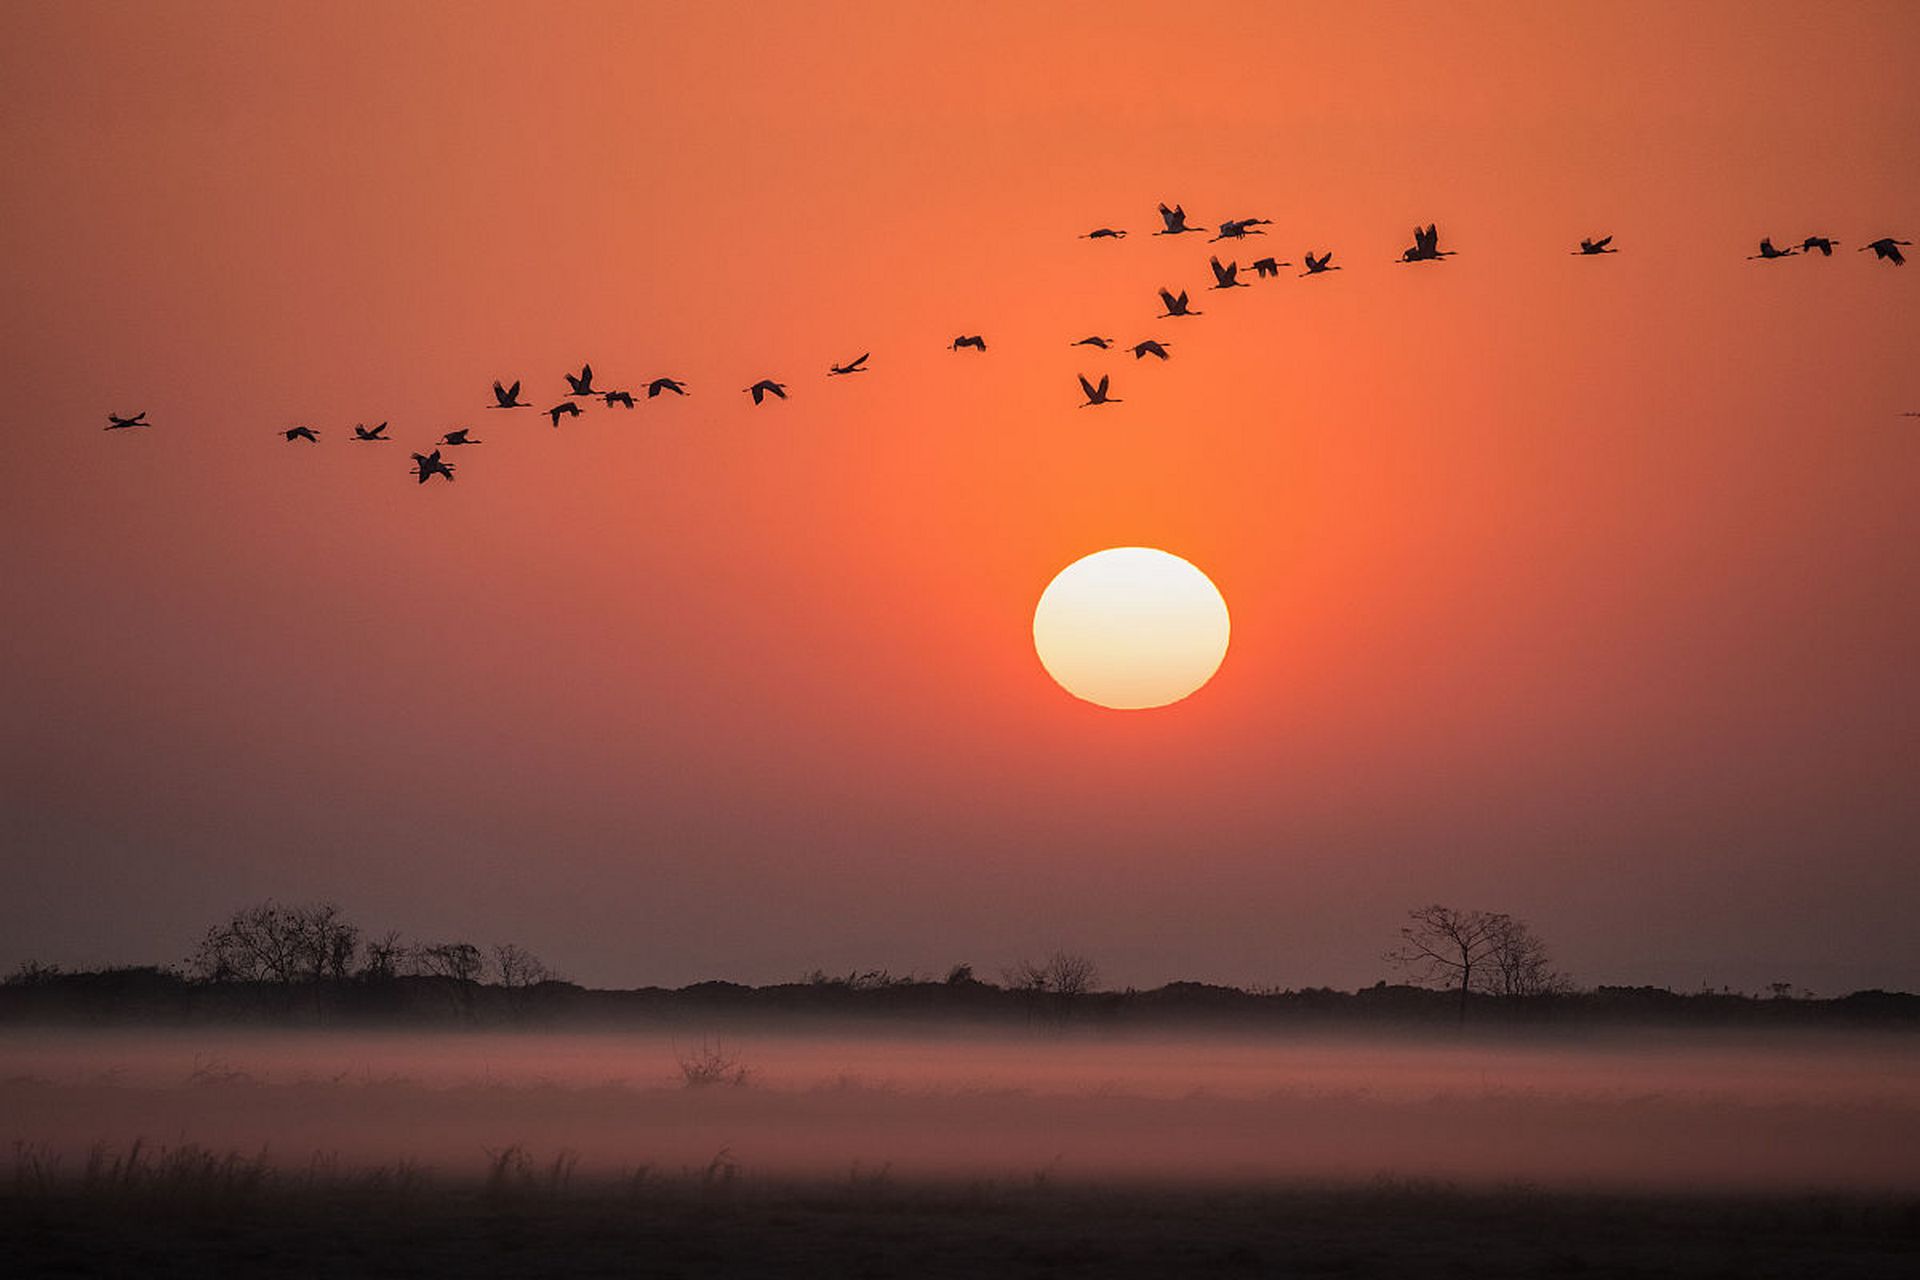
[7,1142,1919,1278]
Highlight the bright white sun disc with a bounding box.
[1032,547,1230,710]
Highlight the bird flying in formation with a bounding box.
[490,380,528,409]
[1800,236,1838,257]
[1211,217,1270,242]
[647,377,688,397]
[440,428,479,446]
[1132,340,1170,360]
[283,426,319,443]
[1154,203,1203,236]
[1077,374,1121,407]
[1575,236,1616,255]
[1157,288,1202,317]
[1251,257,1283,278]
[1300,251,1339,275]
[828,353,870,376]
[1861,237,1910,265]
[105,411,148,430]
[1208,257,1248,289]
[1081,227,1127,240]
[352,422,390,441]
[1400,224,1455,262]
[604,390,636,408]
[565,365,596,396]
[548,401,582,427]
[745,379,787,404]
[1072,336,1114,349]
[411,449,456,484]
[950,335,987,352]
[1750,237,1795,260]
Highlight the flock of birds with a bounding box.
[102,204,1913,481]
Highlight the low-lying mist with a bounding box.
[4,1027,1915,1192]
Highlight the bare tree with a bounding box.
[359,930,405,982]
[410,941,484,983]
[1388,905,1563,1018]
[188,901,359,984]
[491,942,550,990]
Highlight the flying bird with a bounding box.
[1077,374,1121,407]
[745,379,787,404]
[828,353,870,376]
[1072,336,1114,349]
[411,449,456,484]
[282,426,319,443]
[1211,217,1270,241]
[646,377,688,397]
[352,422,390,441]
[1749,237,1795,260]
[1157,288,1202,317]
[1574,236,1617,255]
[105,411,149,430]
[1300,251,1339,275]
[490,380,528,409]
[604,390,636,408]
[565,364,597,396]
[1154,203,1203,236]
[1131,340,1171,361]
[1800,236,1838,257]
[950,335,987,351]
[548,401,582,426]
[439,428,479,446]
[1860,237,1911,265]
[1208,257,1247,289]
[1080,227,1128,240]
[1399,224,1455,262]
[1251,257,1284,278]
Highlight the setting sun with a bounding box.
[1033,548,1230,710]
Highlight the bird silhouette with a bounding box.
[1208,257,1248,289]
[950,335,987,351]
[1800,236,1838,257]
[828,353,870,376]
[439,428,480,446]
[548,401,582,427]
[1211,217,1270,242]
[1749,237,1796,260]
[411,449,456,484]
[647,377,688,397]
[1080,227,1128,240]
[1077,374,1121,407]
[1154,203,1203,236]
[282,426,319,443]
[604,390,635,408]
[1300,251,1340,275]
[490,380,528,409]
[1157,288,1202,317]
[1399,224,1455,262]
[104,411,149,430]
[1072,336,1114,349]
[1131,340,1171,360]
[352,422,390,441]
[745,379,787,404]
[1574,236,1617,255]
[565,364,597,396]
[1251,257,1284,278]
[1861,237,1911,265]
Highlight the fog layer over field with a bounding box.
[5,1029,1915,1192]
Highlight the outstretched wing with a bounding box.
[1078,374,1097,400]
[1592,236,1612,250]
[1158,287,1177,310]
[1096,375,1109,397]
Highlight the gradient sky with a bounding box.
[2,0,1916,994]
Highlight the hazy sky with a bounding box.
[2,0,1915,994]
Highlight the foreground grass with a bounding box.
[7,1141,1919,1278]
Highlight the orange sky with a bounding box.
[2,0,1916,992]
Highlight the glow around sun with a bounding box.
[1032,548,1230,710]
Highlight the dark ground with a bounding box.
[7,1174,1919,1279]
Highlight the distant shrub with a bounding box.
[677,1040,753,1088]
